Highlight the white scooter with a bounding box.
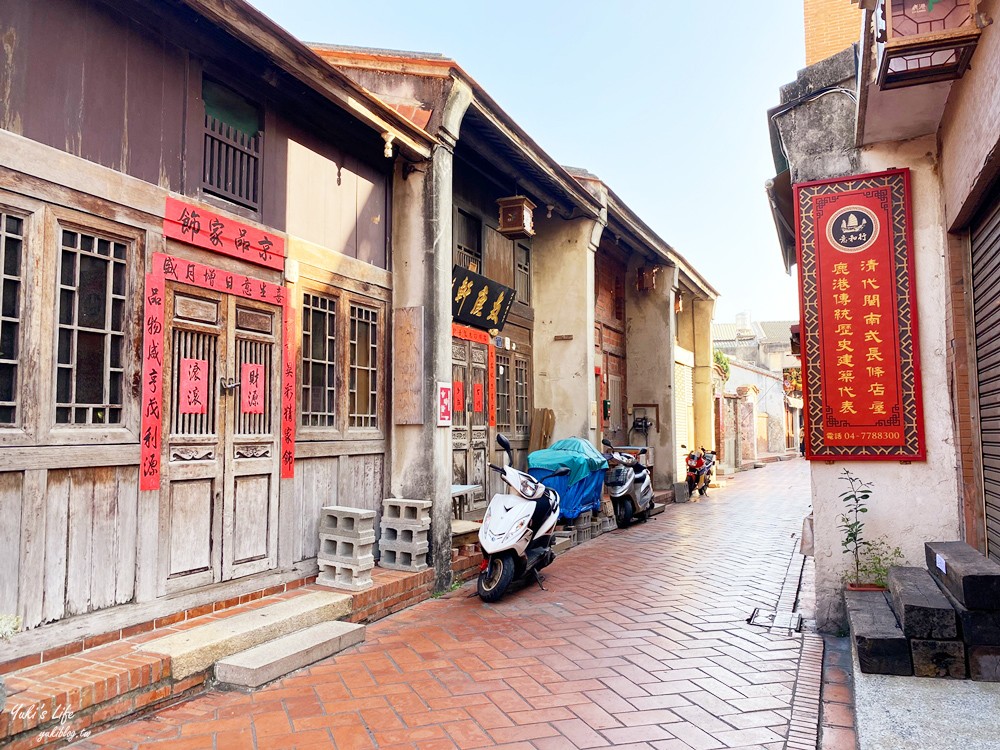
[477,434,569,602]
[602,439,654,527]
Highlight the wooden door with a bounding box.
[452,337,488,510]
[159,284,281,593]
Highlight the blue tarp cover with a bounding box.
[527,438,608,520]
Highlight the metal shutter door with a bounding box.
[972,196,1000,562]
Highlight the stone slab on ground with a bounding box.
[888,566,958,639]
[139,590,353,679]
[214,621,365,689]
[925,541,1000,610]
[845,589,912,675]
[854,644,1000,750]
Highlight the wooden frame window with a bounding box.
[349,303,379,429]
[55,228,127,425]
[0,212,24,425]
[495,352,511,433]
[301,292,337,427]
[454,209,482,273]
[202,77,262,211]
[514,356,530,436]
[515,243,531,304]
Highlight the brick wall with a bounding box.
[803,0,862,66]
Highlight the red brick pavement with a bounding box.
[72,459,818,750]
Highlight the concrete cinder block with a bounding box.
[214,621,365,688]
[379,526,429,545]
[318,536,374,563]
[382,499,432,527]
[379,546,429,572]
[320,506,376,539]
[317,560,374,591]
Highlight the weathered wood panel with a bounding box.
[7,0,186,189]
[90,470,118,611]
[484,226,514,289]
[114,469,138,604]
[0,472,24,615]
[234,474,270,564]
[339,453,385,540]
[18,470,46,627]
[393,307,424,425]
[293,456,339,562]
[66,471,94,616]
[42,472,70,623]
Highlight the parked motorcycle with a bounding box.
[601,439,654,527]
[698,448,716,496]
[477,434,569,602]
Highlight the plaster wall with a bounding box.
[625,255,677,488]
[531,212,603,441]
[728,360,786,455]
[693,298,716,451]
[810,138,961,630]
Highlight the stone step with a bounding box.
[140,590,353,679]
[935,576,1000,646]
[925,541,1000,610]
[215,620,365,689]
[887,566,957,639]
[845,589,912,676]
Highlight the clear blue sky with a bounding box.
[247,0,806,323]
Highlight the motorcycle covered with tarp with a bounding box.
[527,437,608,521]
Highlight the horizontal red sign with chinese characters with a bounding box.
[164,197,285,271]
[795,168,925,460]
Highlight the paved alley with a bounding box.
[74,459,816,750]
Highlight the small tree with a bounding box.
[713,350,730,381]
[838,468,873,585]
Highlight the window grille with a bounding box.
[0,213,23,425]
[454,210,482,272]
[301,293,337,427]
[495,353,511,432]
[202,79,261,210]
[514,357,530,436]
[349,304,378,429]
[515,244,531,304]
[56,229,127,425]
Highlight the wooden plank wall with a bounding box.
[292,453,385,564]
[0,466,139,629]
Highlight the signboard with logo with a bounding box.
[794,168,925,460]
[452,266,515,333]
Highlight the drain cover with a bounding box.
[747,608,802,632]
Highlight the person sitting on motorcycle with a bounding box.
[685,450,703,497]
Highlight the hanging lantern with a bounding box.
[497,196,536,239]
[877,0,983,90]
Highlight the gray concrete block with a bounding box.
[379,547,429,571]
[318,536,374,562]
[215,620,365,688]
[319,506,376,539]
[382,499,431,526]
[139,591,352,679]
[380,526,429,545]
[317,560,374,591]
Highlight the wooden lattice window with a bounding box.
[55,228,127,425]
[454,210,482,273]
[495,353,511,433]
[0,212,24,425]
[202,78,262,211]
[349,303,379,429]
[301,293,337,428]
[515,244,531,304]
[514,356,530,436]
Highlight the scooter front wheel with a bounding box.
[478,553,515,602]
[614,499,634,529]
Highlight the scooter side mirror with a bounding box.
[639,448,647,455]
[602,438,613,448]
[496,433,513,466]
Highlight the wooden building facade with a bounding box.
[0,0,431,637]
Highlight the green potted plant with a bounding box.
[838,469,903,590]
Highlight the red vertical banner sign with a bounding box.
[473,382,484,413]
[795,168,925,460]
[139,273,166,491]
[241,363,265,414]
[179,359,209,414]
[453,381,465,412]
[281,304,296,479]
